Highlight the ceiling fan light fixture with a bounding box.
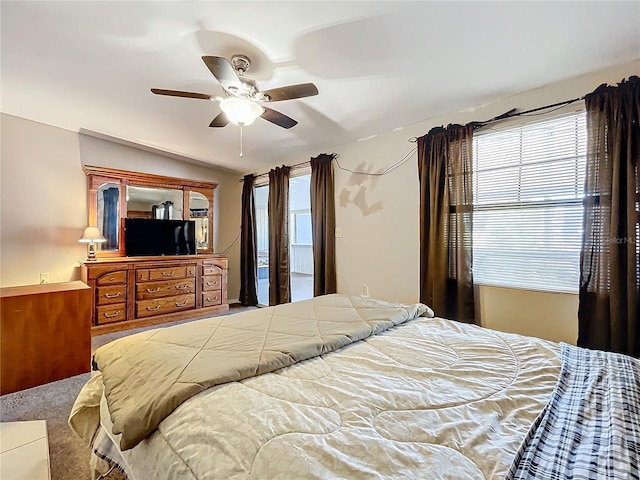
[219,97,264,126]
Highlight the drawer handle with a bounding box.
[175,284,189,290]
[162,271,176,277]
[175,300,189,307]
[104,292,121,298]
[146,287,161,293]
[146,304,161,311]
[108,277,116,281]
[104,310,120,318]
[206,296,219,302]
[206,281,219,286]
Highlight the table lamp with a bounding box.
[79,226,107,261]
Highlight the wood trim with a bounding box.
[84,254,221,265]
[126,269,136,321]
[183,189,190,220]
[118,180,127,257]
[83,165,219,190]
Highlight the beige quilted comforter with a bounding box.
[91,294,431,450]
[71,294,561,479]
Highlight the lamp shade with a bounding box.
[79,226,107,243]
[219,97,264,126]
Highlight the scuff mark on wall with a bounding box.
[338,162,384,217]
[353,186,383,216]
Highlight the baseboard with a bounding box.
[228,298,240,305]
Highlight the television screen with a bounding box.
[125,218,196,256]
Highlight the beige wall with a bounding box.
[1,114,87,286]
[0,114,243,299]
[476,286,578,344]
[278,59,639,344]
[213,170,242,302]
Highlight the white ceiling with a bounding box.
[2,1,639,173]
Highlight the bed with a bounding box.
[69,294,640,480]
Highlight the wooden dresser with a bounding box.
[82,255,228,335]
[0,281,91,395]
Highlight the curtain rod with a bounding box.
[408,95,585,142]
[238,153,338,182]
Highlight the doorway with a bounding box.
[254,174,314,306]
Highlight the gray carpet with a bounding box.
[0,305,254,480]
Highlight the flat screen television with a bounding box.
[125,218,196,256]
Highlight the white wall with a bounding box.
[276,59,640,344]
[0,114,243,299]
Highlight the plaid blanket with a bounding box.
[508,343,640,480]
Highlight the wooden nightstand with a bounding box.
[0,281,91,395]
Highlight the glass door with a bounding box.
[255,184,269,306]
[254,174,314,306]
[289,175,313,302]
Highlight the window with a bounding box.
[472,111,587,293]
[291,212,312,245]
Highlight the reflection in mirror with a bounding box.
[97,182,120,251]
[126,186,183,220]
[190,191,209,250]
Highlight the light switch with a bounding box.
[335,227,343,238]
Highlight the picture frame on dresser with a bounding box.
[82,166,229,335]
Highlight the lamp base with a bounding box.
[86,242,97,261]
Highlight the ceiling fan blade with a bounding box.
[209,112,229,128]
[202,56,242,92]
[151,88,212,100]
[261,107,298,129]
[261,83,319,102]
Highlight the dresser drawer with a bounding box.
[202,275,222,291]
[202,258,228,269]
[96,303,126,324]
[96,285,126,305]
[96,271,126,286]
[136,294,195,318]
[202,291,222,306]
[203,265,223,276]
[136,266,195,282]
[136,278,196,300]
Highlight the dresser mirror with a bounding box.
[189,191,210,250]
[84,166,217,257]
[126,186,184,220]
[96,182,121,252]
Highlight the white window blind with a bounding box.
[472,111,587,293]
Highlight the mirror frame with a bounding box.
[84,165,218,257]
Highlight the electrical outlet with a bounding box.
[361,283,369,297]
[39,273,50,284]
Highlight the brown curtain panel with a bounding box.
[418,124,475,322]
[268,165,291,305]
[239,174,258,306]
[578,76,640,357]
[310,154,337,296]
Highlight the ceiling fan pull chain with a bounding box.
[239,124,244,157]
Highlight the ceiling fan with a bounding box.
[151,55,318,129]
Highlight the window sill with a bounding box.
[475,282,579,296]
